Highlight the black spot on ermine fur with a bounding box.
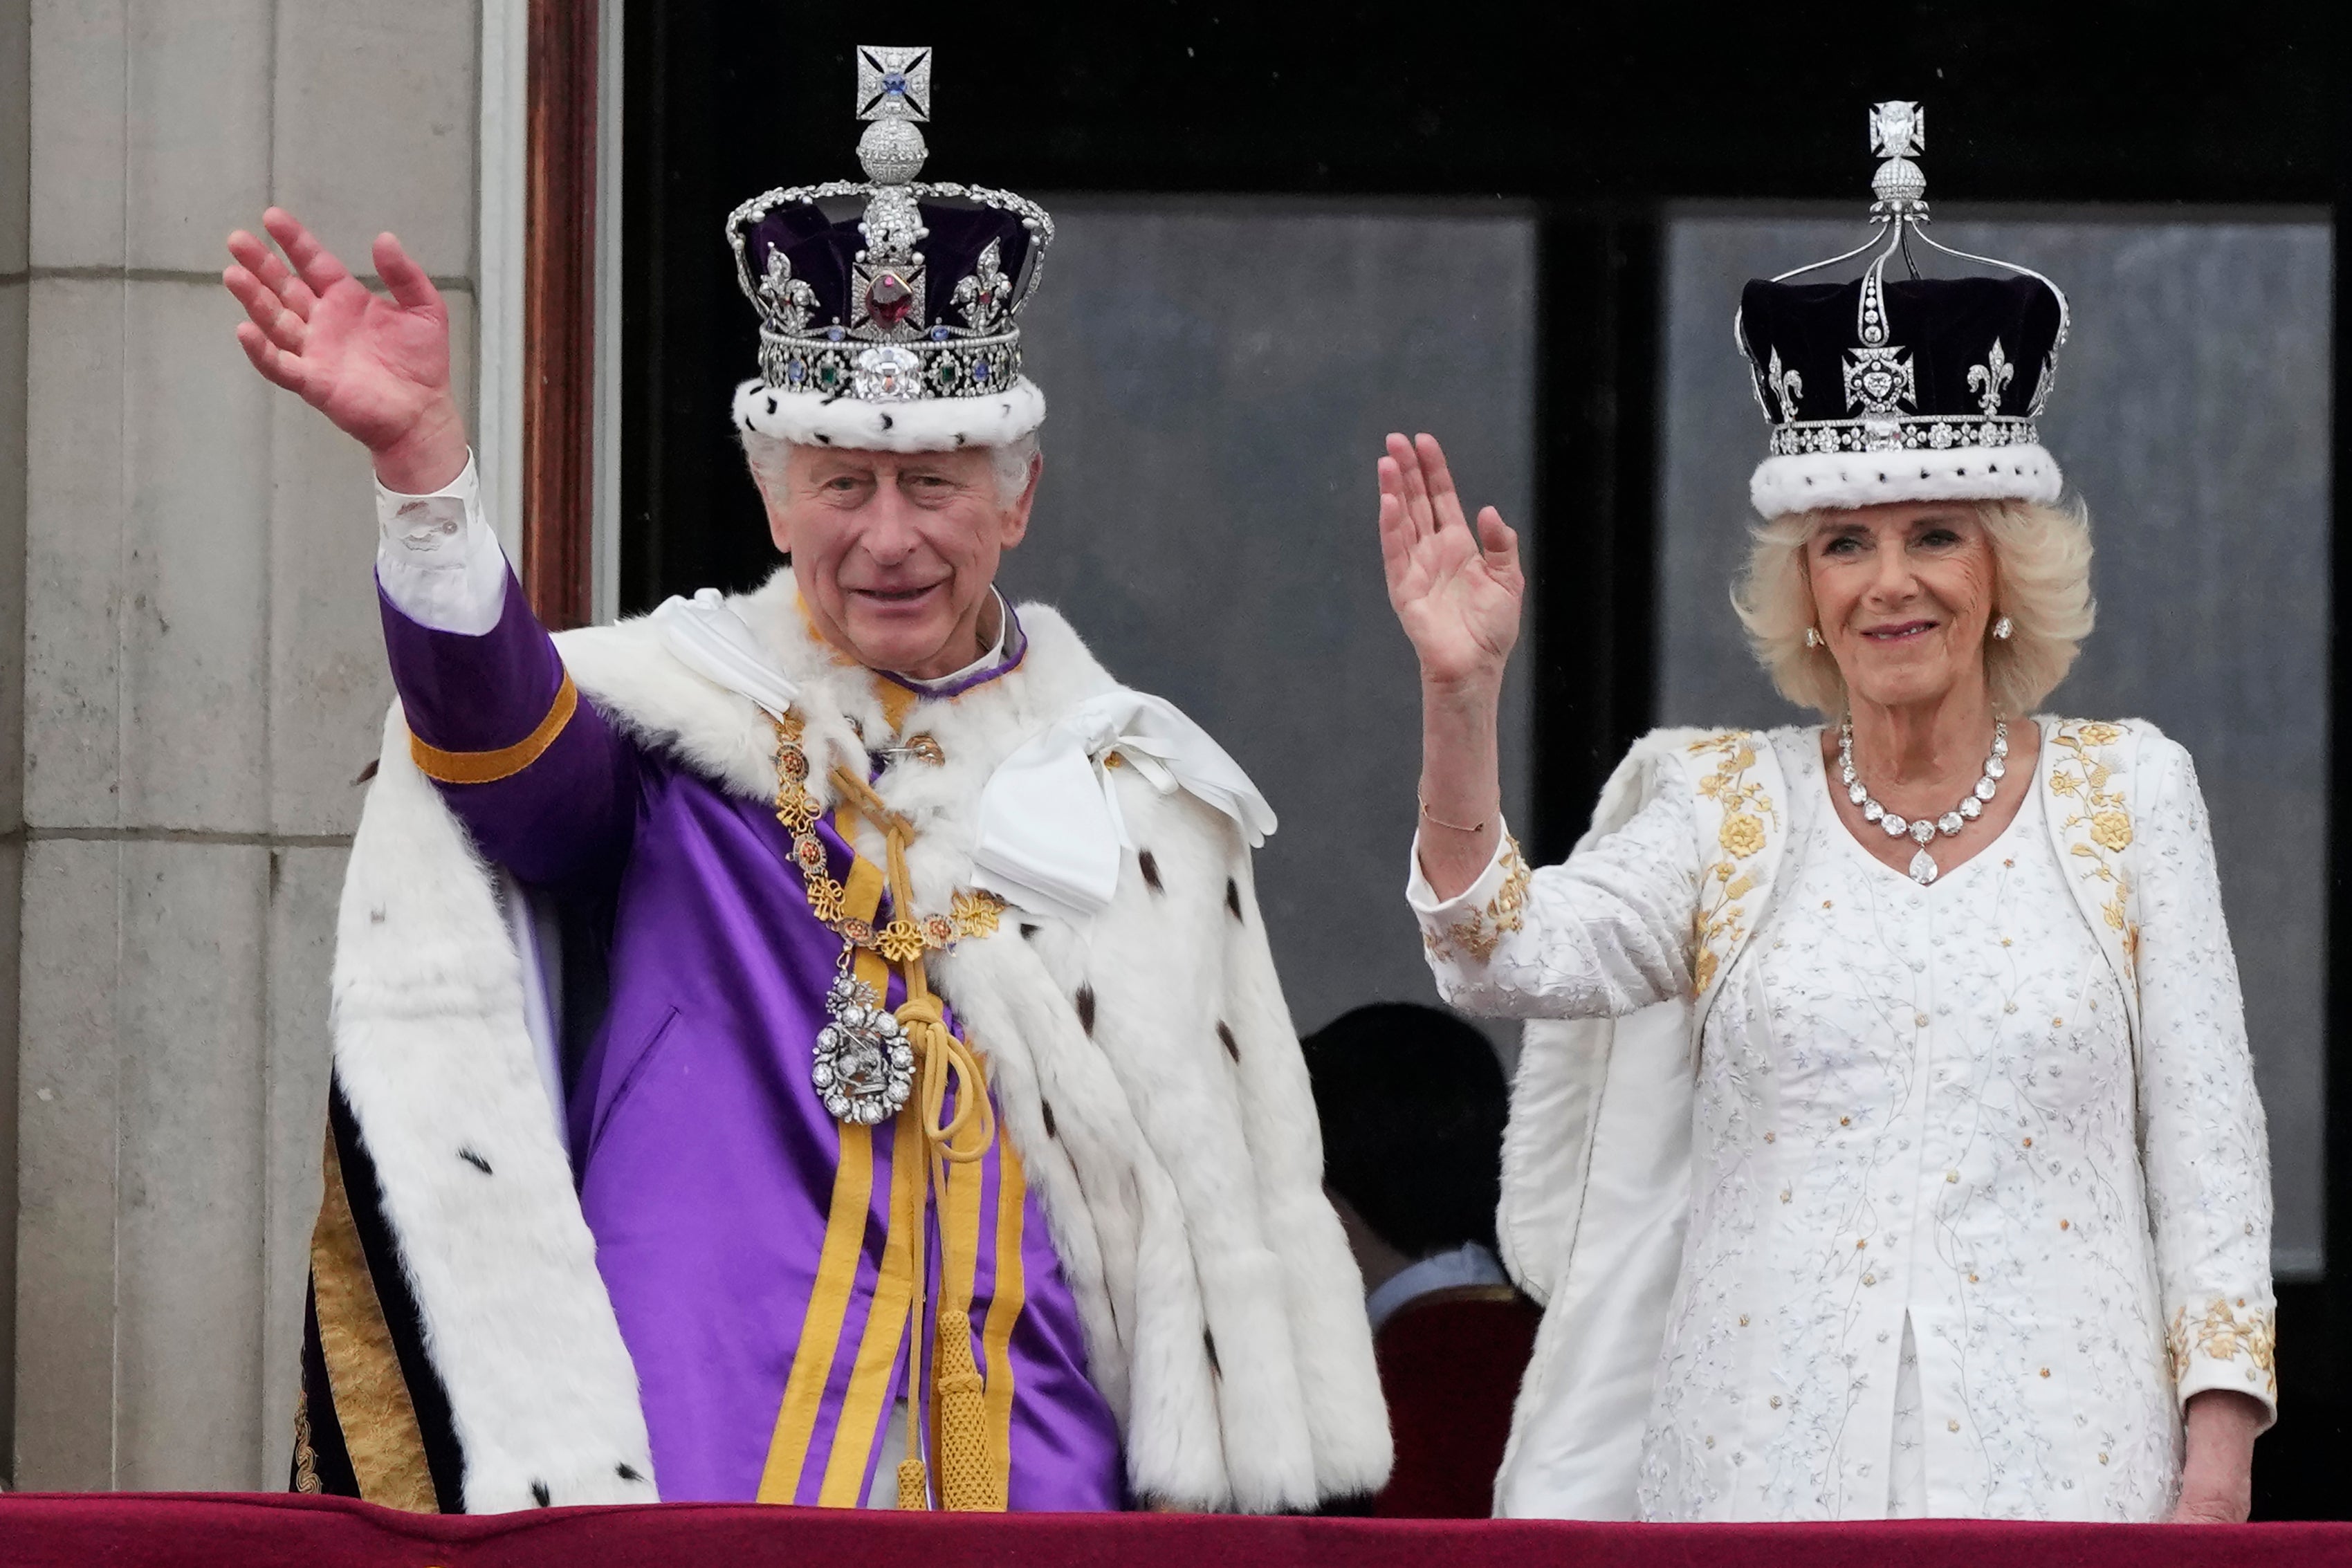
[616,1463,643,1482]
[1042,1100,1059,1138]
[531,1481,551,1507]
[1075,984,1096,1035]
[1138,850,1163,892]
[1225,878,1244,920]
[1217,1022,1240,1062]
[1204,1329,1221,1377]
[1020,923,1040,940]
[459,1148,493,1174]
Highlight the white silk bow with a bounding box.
[970,690,1278,924]
[652,593,1275,924]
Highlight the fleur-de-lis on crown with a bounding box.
[1766,347,1804,425]
[755,249,820,335]
[1967,338,2014,418]
[950,239,1014,333]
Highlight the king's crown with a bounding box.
[726,45,1053,406]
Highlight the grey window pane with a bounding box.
[1657,210,2332,1277]
[1000,198,1538,1044]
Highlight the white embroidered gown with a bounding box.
[1411,725,2275,1521]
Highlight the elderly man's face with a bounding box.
[1806,501,1999,713]
[761,444,1038,680]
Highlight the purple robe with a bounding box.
[380,573,1124,1509]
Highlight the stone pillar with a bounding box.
[10,0,479,1491]
[0,0,29,1488]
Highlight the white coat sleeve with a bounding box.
[1406,786,1698,1022]
[2130,736,2277,1423]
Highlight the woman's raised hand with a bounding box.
[223,207,468,493]
[1377,433,1525,693]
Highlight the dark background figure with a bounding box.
[1304,1004,1539,1518]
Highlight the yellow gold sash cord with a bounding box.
[754,852,888,1504]
[980,1138,1029,1508]
[829,764,1002,1511]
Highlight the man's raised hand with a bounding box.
[223,207,468,493]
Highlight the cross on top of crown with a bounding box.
[1870,101,1924,161]
[857,45,931,123]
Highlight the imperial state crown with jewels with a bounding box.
[1736,101,2073,520]
[726,45,1054,453]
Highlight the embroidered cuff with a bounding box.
[2169,1295,2279,1423]
[1408,822,1531,963]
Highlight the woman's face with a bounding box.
[1806,502,1998,713]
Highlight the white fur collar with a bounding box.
[555,569,1122,917]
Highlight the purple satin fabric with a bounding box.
[378,573,1123,1509]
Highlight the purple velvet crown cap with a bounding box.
[744,199,1038,346]
[1739,273,2063,426]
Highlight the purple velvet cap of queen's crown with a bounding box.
[1737,100,2072,519]
[725,45,1054,454]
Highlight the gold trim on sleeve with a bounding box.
[2168,1296,2278,1401]
[1428,835,1532,963]
[407,671,580,785]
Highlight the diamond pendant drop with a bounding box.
[1908,846,1940,885]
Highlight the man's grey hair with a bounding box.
[740,430,1041,508]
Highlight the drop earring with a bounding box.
[1991,615,2014,641]
[1804,626,1824,649]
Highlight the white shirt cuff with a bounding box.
[1405,813,1518,921]
[374,450,511,636]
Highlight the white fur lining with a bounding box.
[335,575,1390,1511]
[1749,441,2062,517]
[731,375,1045,452]
[333,707,659,1511]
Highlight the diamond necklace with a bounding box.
[1837,717,2009,887]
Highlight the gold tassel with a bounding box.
[897,1455,928,1510]
[933,1308,1001,1511]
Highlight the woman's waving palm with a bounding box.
[1377,432,1525,692]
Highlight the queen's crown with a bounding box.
[726,46,1053,407]
[1736,101,2072,461]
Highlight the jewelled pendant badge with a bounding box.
[814,970,917,1126]
[771,709,1007,1125]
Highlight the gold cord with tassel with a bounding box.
[830,765,1001,1511]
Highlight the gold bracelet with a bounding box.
[1419,797,1495,835]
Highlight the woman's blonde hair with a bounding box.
[1731,498,2096,718]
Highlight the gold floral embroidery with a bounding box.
[2048,721,2138,976]
[1688,732,1777,998]
[1435,836,1532,962]
[2168,1297,2278,1398]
